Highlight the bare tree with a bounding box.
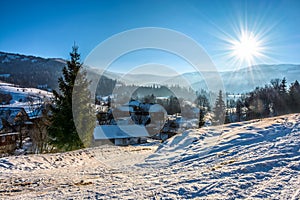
[14,109,28,149]
[26,96,51,153]
[30,103,51,153]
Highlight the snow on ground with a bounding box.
[1,114,300,199]
[0,82,52,104]
[0,82,52,120]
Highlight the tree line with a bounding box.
[241,78,300,119]
[208,78,300,127]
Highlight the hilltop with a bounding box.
[0,52,118,95]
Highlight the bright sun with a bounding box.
[227,29,265,66]
[233,33,259,60]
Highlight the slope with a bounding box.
[0,114,300,199]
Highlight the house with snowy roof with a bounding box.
[93,125,149,146]
[0,107,29,153]
[94,100,168,145]
[0,104,44,130]
[0,107,30,131]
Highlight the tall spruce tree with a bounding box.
[289,80,300,112]
[236,99,243,122]
[198,109,205,128]
[195,93,211,111]
[213,90,226,125]
[48,45,93,151]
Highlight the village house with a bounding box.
[93,125,148,146]
[0,107,30,153]
[94,100,177,146]
[0,107,31,131]
[0,105,45,153]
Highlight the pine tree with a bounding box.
[198,109,205,128]
[213,90,226,125]
[272,77,288,115]
[48,45,94,151]
[289,80,300,112]
[195,93,211,111]
[236,99,243,122]
[72,60,95,148]
[279,77,287,95]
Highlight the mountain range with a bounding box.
[188,64,300,93]
[0,51,299,94]
[97,64,300,93]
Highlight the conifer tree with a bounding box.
[48,45,93,151]
[236,99,243,122]
[273,77,288,115]
[213,90,226,125]
[198,109,205,128]
[279,77,287,95]
[195,93,211,111]
[289,80,300,112]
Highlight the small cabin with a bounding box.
[93,125,149,146]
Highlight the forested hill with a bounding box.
[0,52,117,94]
[0,51,65,90]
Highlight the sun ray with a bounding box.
[229,29,264,66]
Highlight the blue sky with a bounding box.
[0,0,300,73]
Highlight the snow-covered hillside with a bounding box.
[1,114,300,199]
[0,82,52,105]
[0,82,52,129]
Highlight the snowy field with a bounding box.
[1,113,300,199]
[0,82,52,103]
[0,82,52,119]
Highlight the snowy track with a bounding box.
[1,114,300,199]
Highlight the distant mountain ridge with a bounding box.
[0,51,299,93]
[97,64,300,93]
[201,64,300,93]
[0,51,65,90]
[111,64,300,93]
